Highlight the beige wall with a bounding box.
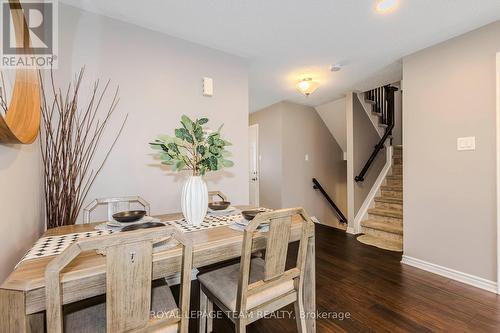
[56,4,249,220]
[403,21,500,281]
[352,95,386,214]
[0,4,250,283]
[250,101,347,228]
[0,143,44,283]
[249,105,283,209]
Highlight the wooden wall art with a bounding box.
[0,0,41,144]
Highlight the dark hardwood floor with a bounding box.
[185,224,500,333]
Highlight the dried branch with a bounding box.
[39,68,127,229]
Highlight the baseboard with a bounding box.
[401,255,498,294]
[353,145,393,233]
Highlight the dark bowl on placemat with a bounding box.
[121,222,164,232]
[241,210,262,221]
[208,201,231,211]
[112,210,146,223]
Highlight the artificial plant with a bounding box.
[150,115,233,176]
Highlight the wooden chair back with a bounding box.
[208,191,228,203]
[45,227,192,333]
[83,196,151,223]
[236,207,313,313]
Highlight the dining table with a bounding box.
[0,207,316,333]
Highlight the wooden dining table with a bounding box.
[0,209,316,333]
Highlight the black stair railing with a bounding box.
[355,85,398,182]
[312,178,347,224]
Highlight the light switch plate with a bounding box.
[457,136,475,151]
[203,77,213,97]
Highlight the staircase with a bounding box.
[357,146,403,251]
[354,85,403,251]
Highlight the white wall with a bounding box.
[403,21,500,283]
[315,98,347,153]
[56,4,249,220]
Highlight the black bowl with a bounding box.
[112,210,147,223]
[121,222,164,232]
[241,210,262,221]
[208,201,231,211]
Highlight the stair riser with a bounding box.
[392,165,402,173]
[368,213,403,224]
[381,190,402,198]
[361,226,403,242]
[393,158,403,165]
[386,179,402,187]
[375,201,403,212]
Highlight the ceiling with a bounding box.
[61,0,500,111]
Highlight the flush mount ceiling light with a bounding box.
[297,78,319,96]
[375,0,399,14]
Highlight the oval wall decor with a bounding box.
[0,0,41,144]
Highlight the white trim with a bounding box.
[402,255,497,293]
[353,145,393,234]
[346,227,356,234]
[346,92,355,230]
[496,52,500,294]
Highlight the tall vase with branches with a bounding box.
[40,68,127,229]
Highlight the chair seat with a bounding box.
[64,279,178,333]
[198,258,295,311]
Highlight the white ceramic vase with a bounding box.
[181,176,208,225]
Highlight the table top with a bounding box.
[1,209,314,302]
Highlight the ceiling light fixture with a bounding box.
[297,78,319,97]
[375,0,399,14]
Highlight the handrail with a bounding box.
[355,85,398,182]
[312,178,347,224]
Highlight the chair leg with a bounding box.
[199,287,208,333]
[294,299,307,333]
[235,320,246,333]
[207,298,213,333]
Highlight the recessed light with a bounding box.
[330,63,342,72]
[375,0,399,14]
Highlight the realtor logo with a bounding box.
[1,0,58,68]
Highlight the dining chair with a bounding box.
[83,196,151,223]
[45,227,193,333]
[197,207,313,333]
[208,191,228,203]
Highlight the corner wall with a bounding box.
[403,20,500,283]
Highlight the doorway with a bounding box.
[249,124,260,206]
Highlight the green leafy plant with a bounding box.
[150,115,234,176]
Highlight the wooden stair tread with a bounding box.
[375,197,403,204]
[380,185,402,192]
[386,175,402,180]
[361,220,403,235]
[368,208,403,219]
[356,234,402,252]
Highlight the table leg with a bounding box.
[303,235,316,333]
[0,289,28,332]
